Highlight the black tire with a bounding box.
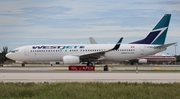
[130,62,134,65]
[22,63,25,67]
[87,62,93,66]
[89,62,93,66]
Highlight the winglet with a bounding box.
[111,37,123,50]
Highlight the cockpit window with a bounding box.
[11,50,19,53]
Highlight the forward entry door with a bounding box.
[24,47,29,56]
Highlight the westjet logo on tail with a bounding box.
[32,45,85,49]
[151,27,168,45]
[130,14,171,45]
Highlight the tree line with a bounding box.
[0,46,8,63]
[176,55,180,62]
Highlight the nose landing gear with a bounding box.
[21,63,25,67]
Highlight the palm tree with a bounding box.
[0,46,8,63]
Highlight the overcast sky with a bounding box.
[0,0,180,55]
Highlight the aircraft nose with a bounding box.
[6,53,13,59]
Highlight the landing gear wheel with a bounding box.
[130,62,134,65]
[87,62,93,66]
[21,63,25,67]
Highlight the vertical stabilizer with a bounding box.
[130,14,171,45]
[89,37,98,44]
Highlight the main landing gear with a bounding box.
[87,61,94,66]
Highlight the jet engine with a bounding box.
[138,59,147,64]
[63,55,80,64]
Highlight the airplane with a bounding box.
[6,14,176,67]
[88,37,177,64]
[89,14,177,64]
[138,53,176,64]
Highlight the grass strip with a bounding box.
[0,82,180,99]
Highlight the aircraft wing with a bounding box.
[79,37,123,60]
[154,42,177,49]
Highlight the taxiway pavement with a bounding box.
[0,66,180,83]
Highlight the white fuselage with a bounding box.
[6,44,166,63]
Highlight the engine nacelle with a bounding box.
[15,61,24,64]
[63,55,80,64]
[138,59,147,64]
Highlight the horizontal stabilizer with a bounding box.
[154,42,177,49]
